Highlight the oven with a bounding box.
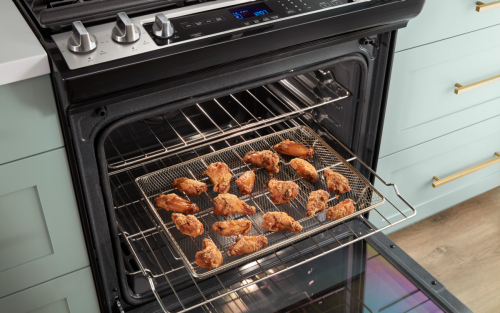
[14,0,472,312]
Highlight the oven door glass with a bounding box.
[196,240,443,313]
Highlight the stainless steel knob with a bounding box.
[152,14,174,38]
[112,12,140,43]
[67,21,97,53]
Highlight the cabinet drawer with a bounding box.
[0,148,89,297]
[381,24,500,158]
[0,267,99,313]
[396,0,500,52]
[0,75,63,165]
[371,115,500,234]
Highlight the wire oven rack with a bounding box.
[135,125,385,279]
[110,121,416,313]
[104,72,349,171]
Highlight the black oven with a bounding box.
[14,0,472,312]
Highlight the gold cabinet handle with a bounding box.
[454,74,500,94]
[476,1,500,12]
[432,152,500,188]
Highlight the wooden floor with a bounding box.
[388,186,500,313]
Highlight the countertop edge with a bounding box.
[0,53,50,87]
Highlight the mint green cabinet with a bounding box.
[0,148,89,298]
[0,75,63,165]
[372,115,500,234]
[380,24,500,158]
[0,267,99,313]
[396,0,500,52]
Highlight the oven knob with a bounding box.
[112,12,141,43]
[67,21,97,53]
[152,14,174,38]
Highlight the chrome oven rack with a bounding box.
[105,72,349,171]
[110,117,416,313]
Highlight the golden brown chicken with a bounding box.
[195,239,223,270]
[242,150,279,173]
[324,169,351,194]
[266,178,299,204]
[235,171,256,195]
[289,158,319,183]
[228,236,268,256]
[306,190,330,216]
[213,194,256,216]
[203,162,232,194]
[262,212,303,234]
[155,194,199,214]
[326,199,355,221]
[171,213,204,237]
[274,139,314,159]
[172,178,207,196]
[211,220,252,237]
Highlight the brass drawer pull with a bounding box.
[455,74,500,94]
[432,152,500,188]
[476,1,500,12]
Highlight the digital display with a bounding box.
[229,3,274,20]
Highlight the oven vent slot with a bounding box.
[104,72,349,172]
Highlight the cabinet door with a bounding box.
[0,267,99,313]
[0,148,89,297]
[380,24,500,157]
[396,0,500,52]
[371,115,500,234]
[0,75,63,165]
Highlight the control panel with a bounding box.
[52,0,369,69]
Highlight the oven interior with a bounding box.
[99,59,412,312]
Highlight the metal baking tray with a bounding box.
[135,125,385,279]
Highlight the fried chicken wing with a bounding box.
[326,199,355,221]
[173,178,207,196]
[155,194,199,214]
[228,236,268,256]
[262,212,303,234]
[324,169,351,194]
[195,239,223,270]
[274,139,314,159]
[289,158,319,183]
[203,162,232,194]
[242,150,279,173]
[211,220,252,237]
[171,213,204,237]
[306,190,330,217]
[213,194,256,216]
[235,171,255,195]
[266,178,299,204]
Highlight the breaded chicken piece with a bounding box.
[211,220,252,237]
[289,158,319,183]
[266,178,299,204]
[306,190,330,217]
[171,213,204,237]
[262,212,303,234]
[155,194,199,214]
[274,139,314,159]
[235,171,255,195]
[326,199,355,221]
[203,162,232,194]
[242,150,279,173]
[213,194,256,216]
[324,169,351,194]
[172,178,207,196]
[228,236,268,256]
[195,239,223,270]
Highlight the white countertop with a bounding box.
[0,1,50,86]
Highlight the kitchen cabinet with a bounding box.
[0,267,99,313]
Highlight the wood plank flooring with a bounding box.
[388,186,500,313]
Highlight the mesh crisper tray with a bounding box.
[135,126,385,279]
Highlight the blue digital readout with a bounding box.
[229,3,274,20]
